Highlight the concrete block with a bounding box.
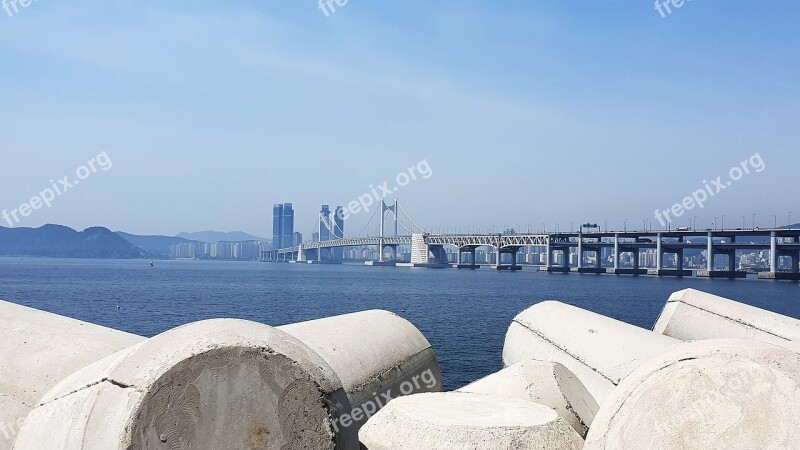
[278,310,442,434]
[0,300,144,450]
[14,319,357,450]
[457,360,598,437]
[358,392,584,450]
[653,288,800,352]
[503,301,680,405]
[584,339,800,449]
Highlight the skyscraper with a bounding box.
[319,205,331,242]
[272,204,283,249]
[272,203,295,249]
[282,203,294,250]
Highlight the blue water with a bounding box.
[1,258,798,390]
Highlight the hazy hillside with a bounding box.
[0,225,145,258]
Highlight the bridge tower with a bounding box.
[379,199,399,262]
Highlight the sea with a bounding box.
[1,257,798,390]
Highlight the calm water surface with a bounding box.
[1,258,798,390]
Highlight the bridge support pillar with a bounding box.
[728,250,737,272]
[677,248,684,271]
[546,241,553,268]
[707,232,715,271]
[577,234,583,269]
[613,235,619,270]
[656,233,663,271]
[596,249,603,268]
[792,250,800,274]
[770,232,778,272]
[633,247,640,270]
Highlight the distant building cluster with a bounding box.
[272,202,345,258]
[170,241,268,260]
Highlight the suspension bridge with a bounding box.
[261,199,800,279]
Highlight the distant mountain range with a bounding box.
[0,225,145,259]
[0,225,269,259]
[114,232,198,259]
[176,231,267,242]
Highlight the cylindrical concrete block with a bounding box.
[584,339,800,449]
[653,288,800,352]
[14,319,358,450]
[503,301,680,405]
[0,300,145,449]
[358,392,584,450]
[458,360,598,437]
[279,310,442,434]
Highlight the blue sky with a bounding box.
[1,0,798,237]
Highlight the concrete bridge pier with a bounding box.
[544,246,570,273]
[758,232,800,279]
[493,247,522,271]
[455,246,479,269]
[699,233,746,278]
[573,244,604,274]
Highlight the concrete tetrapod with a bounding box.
[458,360,598,438]
[14,319,358,450]
[584,339,800,449]
[278,310,442,435]
[358,392,584,450]
[0,300,145,450]
[653,288,800,352]
[502,301,680,405]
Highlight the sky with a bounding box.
[1,0,798,238]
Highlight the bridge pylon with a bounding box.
[379,198,399,262]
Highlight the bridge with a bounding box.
[262,199,800,280]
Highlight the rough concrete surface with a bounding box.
[14,319,357,450]
[279,310,443,432]
[0,300,144,450]
[458,360,598,437]
[503,301,680,405]
[359,392,584,450]
[584,338,800,449]
[653,288,800,352]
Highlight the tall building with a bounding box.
[281,203,294,250]
[319,205,331,242]
[272,203,294,249]
[272,204,283,249]
[293,232,303,246]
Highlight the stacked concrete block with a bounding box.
[584,338,800,449]
[458,360,597,437]
[279,310,442,434]
[653,288,800,352]
[359,392,584,450]
[0,303,440,449]
[502,300,680,405]
[0,301,145,450]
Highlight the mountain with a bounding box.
[0,225,145,258]
[115,232,197,258]
[176,231,268,242]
